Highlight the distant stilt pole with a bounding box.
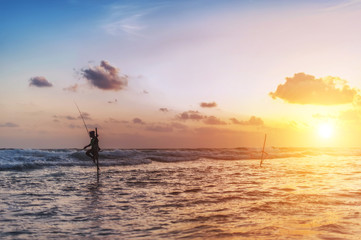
[95,127,99,175]
[260,134,267,167]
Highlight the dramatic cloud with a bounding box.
[269,73,357,105]
[81,60,128,91]
[63,84,78,92]
[200,102,217,108]
[133,118,145,125]
[203,116,227,125]
[230,116,264,126]
[0,122,19,127]
[29,76,53,88]
[176,110,204,121]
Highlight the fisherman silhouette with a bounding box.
[83,130,100,171]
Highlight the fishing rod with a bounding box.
[74,101,90,138]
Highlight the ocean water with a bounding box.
[1,148,361,239]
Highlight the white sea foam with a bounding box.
[1,147,361,171]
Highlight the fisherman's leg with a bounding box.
[86,150,96,164]
[86,150,92,158]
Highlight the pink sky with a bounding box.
[2,0,361,148]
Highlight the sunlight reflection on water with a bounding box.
[1,155,361,239]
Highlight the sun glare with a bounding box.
[318,123,334,139]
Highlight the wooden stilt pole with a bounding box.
[260,134,267,167]
[95,128,99,175]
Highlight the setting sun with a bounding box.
[318,123,334,139]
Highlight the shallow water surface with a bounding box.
[1,148,361,239]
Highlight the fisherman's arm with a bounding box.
[83,143,91,149]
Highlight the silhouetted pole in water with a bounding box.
[95,128,99,175]
[260,134,267,167]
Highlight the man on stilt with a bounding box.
[83,128,100,172]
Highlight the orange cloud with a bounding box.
[133,118,145,125]
[146,124,173,132]
[338,109,361,122]
[171,122,188,130]
[176,111,204,121]
[203,116,227,125]
[53,115,77,121]
[200,102,217,108]
[270,73,357,105]
[159,108,169,113]
[63,84,78,92]
[230,116,264,126]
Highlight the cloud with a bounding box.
[269,73,357,105]
[87,124,101,129]
[170,122,188,130]
[200,102,217,108]
[312,113,337,120]
[68,124,81,129]
[323,0,361,11]
[0,122,19,127]
[63,84,78,92]
[194,127,238,135]
[108,99,118,104]
[53,115,77,121]
[101,3,158,37]
[230,116,264,126]
[103,16,145,37]
[159,108,169,113]
[176,110,204,121]
[68,123,100,130]
[353,94,361,107]
[81,60,128,91]
[133,118,145,125]
[29,76,53,88]
[78,112,92,120]
[146,124,173,133]
[338,109,361,122]
[203,116,227,125]
[105,118,126,124]
[176,110,227,125]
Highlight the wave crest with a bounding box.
[1,147,360,171]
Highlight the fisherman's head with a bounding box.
[89,131,95,138]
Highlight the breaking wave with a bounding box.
[1,147,361,171]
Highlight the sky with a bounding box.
[2,0,361,148]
